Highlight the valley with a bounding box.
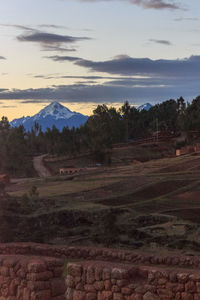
[4,141,200,255]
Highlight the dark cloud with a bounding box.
[45,55,81,62]
[78,0,180,10]
[104,78,164,86]
[0,56,6,60]
[17,31,91,52]
[41,45,77,52]
[32,74,143,80]
[149,39,172,45]
[67,55,200,78]
[47,54,200,78]
[131,0,180,9]
[17,32,85,44]
[0,76,198,105]
[0,24,91,52]
[1,53,200,104]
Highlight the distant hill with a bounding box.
[137,103,152,111]
[10,102,88,131]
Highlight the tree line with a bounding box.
[1,95,200,176]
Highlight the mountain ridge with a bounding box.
[10,102,88,131]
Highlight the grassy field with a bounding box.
[6,143,200,253]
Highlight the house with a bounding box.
[176,143,200,156]
[59,166,82,175]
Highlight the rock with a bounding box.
[143,292,161,300]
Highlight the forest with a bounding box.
[1,95,200,176]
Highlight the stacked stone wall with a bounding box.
[0,255,65,300]
[2,244,200,299]
[2,243,200,270]
[65,261,200,300]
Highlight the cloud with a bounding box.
[32,74,145,80]
[38,24,67,29]
[67,55,200,78]
[0,74,198,105]
[45,55,81,61]
[0,24,91,52]
[149,39,172,45]
[78,0,180,10]
[17,32,84,44]
[0,24,34,31]
[0,56,6,60]
[17,31,91,52]
[1,53,199,104]
[47,54,200,79]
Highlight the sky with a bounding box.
[0,0,200,120]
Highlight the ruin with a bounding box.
[1,243,200,299]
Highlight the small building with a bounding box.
[59,166,82,175]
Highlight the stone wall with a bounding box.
[0,255,65,299]
[2,244,200,299]
[2,243,200,270]
[65,261,200,300]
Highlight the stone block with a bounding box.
[31,289,51,300]
[51,278,66,297]
[27,271,53,281]
[28,261,46,273]
[67,264,82,278]
[143,292,161,300]
[113,293,124,300]
[66,275,75,288]
[112,268,128,280]
[87,266,95,284]
[73,290,86,300]
[86,292,97,300]
[65,287,74,300]
[94,281,104,291]
[84,284,96,293]
[181,292,193,300]
[102,290,112,299]
[185,280,196,293]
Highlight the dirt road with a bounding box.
[33,154,51,177]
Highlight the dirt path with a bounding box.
[33,154,51,177]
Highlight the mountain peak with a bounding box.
[47,101,66,109]
[35,101,74,120]
[10,101,88,131]
[137,103,152,111]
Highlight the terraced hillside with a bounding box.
[5,146,200,254]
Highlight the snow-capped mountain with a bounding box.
[34,101,75,120]
[10,102,88,131]
[137,103,152,111]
